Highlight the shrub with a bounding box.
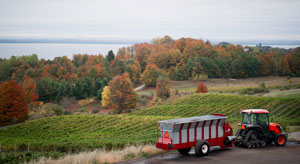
[240,87,269,95]
[196,82,208,93]
[192,74,208,81]
[92,108,99,113]
[155,76,170,99]
[60,97,76,113]
[78,98,95,106]
[260,82,266,88]
[28,104,64,120]
[174,89,179,96]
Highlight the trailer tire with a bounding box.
[195,140,210,157]
[178,147,191,155]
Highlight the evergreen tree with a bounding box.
[37,78,60,102]
[107,50,115,62]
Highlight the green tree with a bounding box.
[107,50,115,62]
[37,78,60,102]
[141,64,163,87]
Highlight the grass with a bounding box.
[1,91,300,163]
[29,145,163,164]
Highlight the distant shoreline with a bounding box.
[1,38,300,46]
[0,39,138,45]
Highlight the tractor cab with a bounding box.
[241,109,269,133]
[235,109,287,148]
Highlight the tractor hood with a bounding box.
[269,122,280,127]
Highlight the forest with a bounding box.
[0,36,300,125]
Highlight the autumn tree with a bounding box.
[108,73,137,112]
[134,43,153,71]
[196,82,208,93]
[101,86,111,107]
[141,64,163,87]
[0,80,29,126]
[116,47,132,61]
[23,75,39,104]
[155,76,170,99]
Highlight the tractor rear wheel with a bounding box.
[178,147,191,155]
[195,140,210,157]
[275,134,287,146]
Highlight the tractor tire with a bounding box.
[245,142,252,148]
[178,147,191,155]
[275,134,287,146]
[243,130,260,148]
[260,140,266,147]
[195,140,210,157]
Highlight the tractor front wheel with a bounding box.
[178,147,191,155]
[275,134,287,146]
[195,140,210,157]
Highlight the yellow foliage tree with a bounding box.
[101,86,111,107]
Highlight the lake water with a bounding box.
[243,45,300,49]
[0,43,299,60]
[0,43,132,60]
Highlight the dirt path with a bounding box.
[125,142,300,164]
[135,84,145,91]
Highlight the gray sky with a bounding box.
[0,0,300,42]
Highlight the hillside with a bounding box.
[1,93,299,153]
[0,115,172,152]
[132,94,300,121]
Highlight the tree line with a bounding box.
[0,36,300,125]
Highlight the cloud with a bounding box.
[0,0,299,41]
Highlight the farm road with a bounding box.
[128,142,300,164]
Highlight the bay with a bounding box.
[0,43,132,60]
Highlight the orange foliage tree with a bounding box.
[196,82,208,93]
[0,80,29,126]
[134,43,154,71]
[23,75,39,104]
[108,72,137,112]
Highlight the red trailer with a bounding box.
[156,114,235,156]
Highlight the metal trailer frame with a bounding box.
[156,113,234,151]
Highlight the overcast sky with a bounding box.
[0,0,300,42]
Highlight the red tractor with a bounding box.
[235,109,287,148]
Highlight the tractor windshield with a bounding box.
[242,113,250,124]
[242,112,269,127]
[255,113,269,126]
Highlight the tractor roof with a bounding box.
[241,109,269,114]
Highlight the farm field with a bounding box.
[0,115,172,153]
[137,77,300,100]
[1,93,300,156]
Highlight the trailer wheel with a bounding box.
[195,140,210,157]
[178,147,191,155]
[275,134,287,146]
